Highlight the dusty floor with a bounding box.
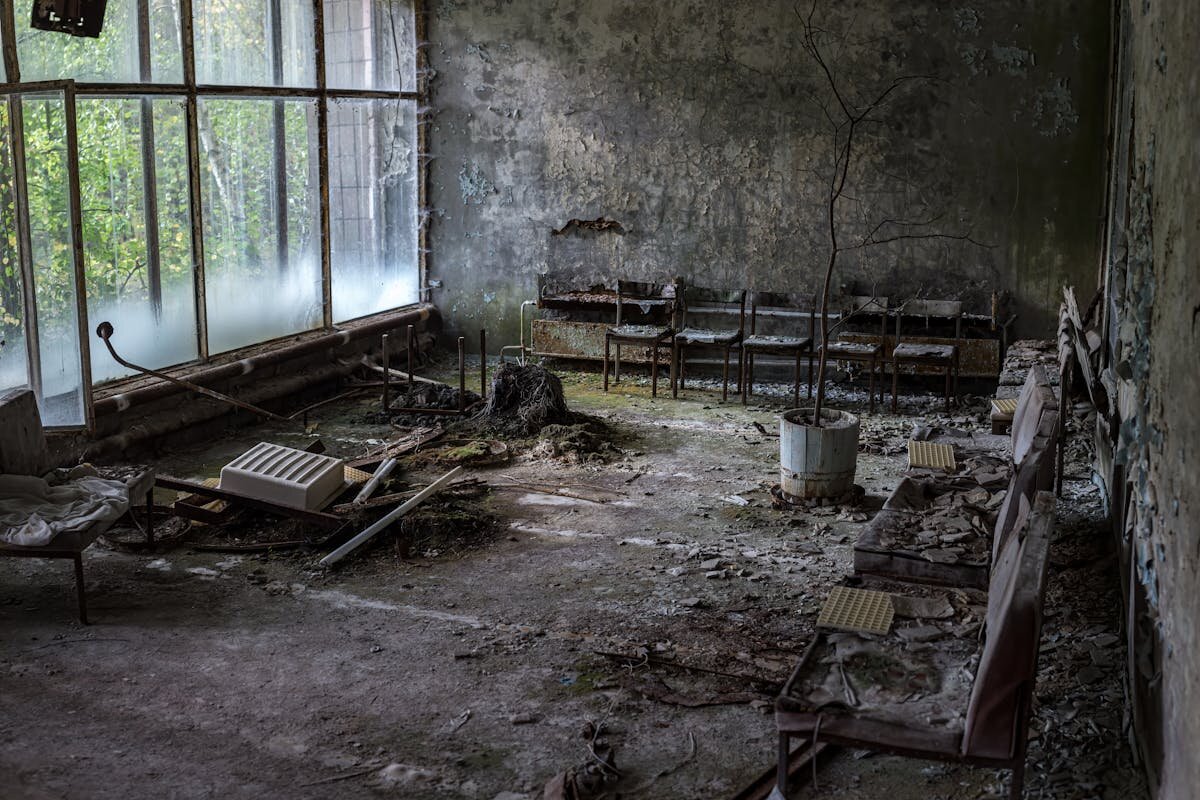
[0,363,1148,799]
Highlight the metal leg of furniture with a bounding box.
[602,334,611,392]
[736,347,744,394]
[868,357,878,419]
[721,346,730,402]
[741,351,751,404]
[651,340,660,398]
[794,350,802,408]
[955,350,961,406]
[671,339,680,398]
[73,554,88,625]
[944,362,952,413]
[891,354,900,414]
[145,490,155,546]
[776,732,791,798]
[806,348,814,399]
[614,343,622,383]
[1009,759,1026,800]
[679,344,687,390]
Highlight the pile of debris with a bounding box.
[475,363,572,436]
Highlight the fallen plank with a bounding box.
[320,465,464,567]
[347,425,445,469]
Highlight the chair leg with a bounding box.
[748,352,755,397]
[891,355,899,414]
[603,334,611,392]
[807,348,814,399]
[73,554,88,625]
[776,732,791,799]
[736,347,744,393]
[1009,758,1026,800]
[614,343,622,383]
[145,489,155,546]
[794,349,802,408]
[671,339,680,398]
[651,340,660,398]
[679,345,687,390]
[721,346,730,402]
[944,362,952,413]
[867,356,876,415]
[740,350,749,404]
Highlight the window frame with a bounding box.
[0,0,427,431]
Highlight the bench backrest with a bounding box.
[0,388,49,476]
[1011,365,1059,471]
[962,491,1055,760]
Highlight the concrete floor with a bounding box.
[0,366,1146,799]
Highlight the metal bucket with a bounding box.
[779,408,860,500]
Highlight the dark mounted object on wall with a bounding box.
[551,217,625,236]
[31,0,108,38]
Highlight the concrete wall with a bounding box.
[423,0,1110,347]
[1102,2,1200,798]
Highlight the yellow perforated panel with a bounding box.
[817,586,895,635]
[908,440,956,472]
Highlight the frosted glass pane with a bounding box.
[0,100,28,393]
[17,0,184,84]
[199,98,321,354]
[330,99,418,322]
[22,94,85,427]
[78,97,197,383]
[194,0,315,87]
[324,0,416,92]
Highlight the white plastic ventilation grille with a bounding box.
[817,586,895,635]
[219,442,345,510]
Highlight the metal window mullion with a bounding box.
[1,1,18,81]
[180,0,209,360]
[7,95,42,401]
[269,0,289,275]
[63,83,96,431]
[314,0,332,329]
[137,0,164,317]
[415,0,428,297]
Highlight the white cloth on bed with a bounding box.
[0,474,130,546]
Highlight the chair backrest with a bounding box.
[748,291,817,340]
[1011,365,1059,471]
[0,388,49,476]
[615,280,677,326]
[679,286,746,331]
[962,490,1055,760]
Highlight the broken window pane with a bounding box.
[323,0,416,92]
[17,0,184,84]
[77,96,197,384]
[330,98,419,322]
[22,93,86,426]
[198,97,321,354]
[194,0,315,87]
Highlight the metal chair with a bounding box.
[671,286,746,402]
[740,291,816,407]
[602,280,678,398]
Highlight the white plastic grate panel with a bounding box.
[908,439,956,472]
[220,442,345,510]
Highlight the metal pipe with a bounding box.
[479,328,487,398]
[407,324,415,391]
[96,321,292,423]
[381,333,391,411]
[458,336,466,413]
[92,304,436,417]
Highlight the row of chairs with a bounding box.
[601,280,958,412]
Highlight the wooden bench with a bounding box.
[853,366,1060,588]
[775,491,1056,799]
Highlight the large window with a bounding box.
[0,0,422,428]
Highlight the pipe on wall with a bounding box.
[93,305,438,418]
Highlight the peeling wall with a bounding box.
[423,0,1109,348]
[1100,2,1200,798]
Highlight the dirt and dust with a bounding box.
[0,363,1145,800]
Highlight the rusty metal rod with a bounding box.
[458,336,466,413]
[480,328,487,399]
[95,321,292,423]
[381,332,391,412]
[407,324,415,392]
